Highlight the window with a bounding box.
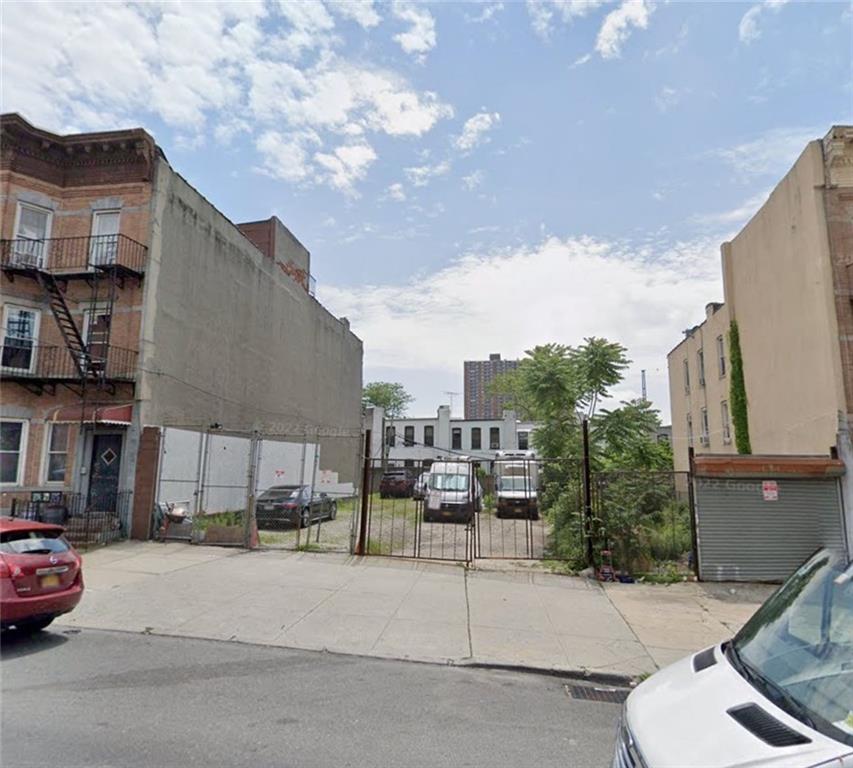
[0,420,27,485]
[518,431,529,451]
[44,424,70,483]
[686,414,693,447]
[404,426,414,447]
[13,202,52,268]
[471,427,482,450]
[721,401,731,444]
[385,425,396,447]
[697,349,705,387]
[1,306,40,373]
[452,427,462,450]
[700,408,709,445]
[683,359,690,392]
[423,426,434,447]
[489,427,500,450]
[717,335,726,377]
[404,459,414,468]
[90,210,121,266]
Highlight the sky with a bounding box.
[2,0,851,421]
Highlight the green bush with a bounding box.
[193,510,244,531]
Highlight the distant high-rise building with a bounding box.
[464,353,519,419]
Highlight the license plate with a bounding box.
[40,574,60,589]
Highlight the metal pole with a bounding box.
[356,429,372,556]
[296,432,308,549]
[308,431,320,545]
[582,418,594,567]
[687,446,700,580]
[243,432,259,549]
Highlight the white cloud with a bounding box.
[595,0,654,59]
[314,141,378,194]
[654,86,680,113]
[739,0,791,44]
[319,234,722,420]
[526,0,608,38]
[404,160,452,187]
[328,0,381,28]
[468,3,504,23]
[692,189,772,227]
[455,112,501,151]
[392,1,437,58]
[0,1,452,196]
[570,53,592,69]
[462,170,485,190]
[713,126,819,181]
[386,182,407,201]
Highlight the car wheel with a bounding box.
[18,617,54,633]
[300,509,310,528]
[329,502,337,520]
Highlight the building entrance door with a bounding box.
[88,433,123,510]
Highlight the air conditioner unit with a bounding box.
[700,435,710,446]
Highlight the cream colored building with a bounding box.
[668,126,853,473]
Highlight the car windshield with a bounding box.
[730,548,853,746]
[0,529,70,554]
[500,477,535,492]
[430,473,469,491]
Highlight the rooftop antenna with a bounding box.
[641,370,647,401]
[444,391,461,415]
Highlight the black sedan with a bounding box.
[255,486,337,530]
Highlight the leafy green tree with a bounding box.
[362,382,414,421]
[728,321,752,454]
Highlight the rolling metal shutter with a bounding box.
[696,478,845,582]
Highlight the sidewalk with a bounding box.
[58,542,774,682]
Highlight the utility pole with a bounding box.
[641,369,647,401]
[582,418,594,568]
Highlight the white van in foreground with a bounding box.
[424,460,481,524]
[615,548,853,768]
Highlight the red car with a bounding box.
[0,517,84,632]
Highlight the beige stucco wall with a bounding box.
[723,141,844,456]
[667,301,735,472]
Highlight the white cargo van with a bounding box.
[614,547,853,768]
[424,460,481,524]
[494,451,539,520]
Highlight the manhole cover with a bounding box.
[565,684,629,704]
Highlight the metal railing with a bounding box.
[0,234,148,275]
[0,343,138,380]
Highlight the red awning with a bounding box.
[51,404,133,425]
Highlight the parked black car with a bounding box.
[379,470,415,499]
[255,485,337,530]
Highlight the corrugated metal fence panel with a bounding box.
[696,478,845,582]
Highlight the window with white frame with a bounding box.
[1,305,40,373]
[717,335,726,377]
[700,408,710,445]
[44,423,70,483]
[518,431,529,450]
[697,349,705,386]
[683,359,690,392]
[89,210,121,266]
[489,427,500,450]
[403,425,414,447]
[721,401,731,444]
[1,419,28,485]
[13,202,52,268]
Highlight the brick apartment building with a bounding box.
[667,126,853,474]
[463,353,519,419]
[0,113,362,539]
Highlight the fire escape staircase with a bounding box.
[34,270,113,386]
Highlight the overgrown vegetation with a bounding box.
[728,321,751,454]
[491,339,685,574]
[193,510,244,531]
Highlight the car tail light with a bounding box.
[0,555,10,579]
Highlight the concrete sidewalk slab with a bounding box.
[57,541,772,681]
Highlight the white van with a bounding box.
[615,548,853,768]
[494,451,539,519]
[424,460,481,524]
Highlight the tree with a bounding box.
[728,321,751,454]
[362,382,414,421]
[362,382,414,468]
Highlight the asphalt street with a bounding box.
[2,627,620,768]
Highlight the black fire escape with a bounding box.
[1,234,147,396]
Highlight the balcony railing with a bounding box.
[0,343,138,381]
[0,234,147,275]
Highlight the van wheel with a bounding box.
[329,502,337,520]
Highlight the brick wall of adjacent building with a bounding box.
[130,426,161,539]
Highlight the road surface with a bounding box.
[2,627,620,767]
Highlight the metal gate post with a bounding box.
[356,429,371,556]
[687,447,700,579]
[582,419,594,567]
[243,432,260,549]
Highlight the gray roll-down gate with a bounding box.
[693,455,847,582]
